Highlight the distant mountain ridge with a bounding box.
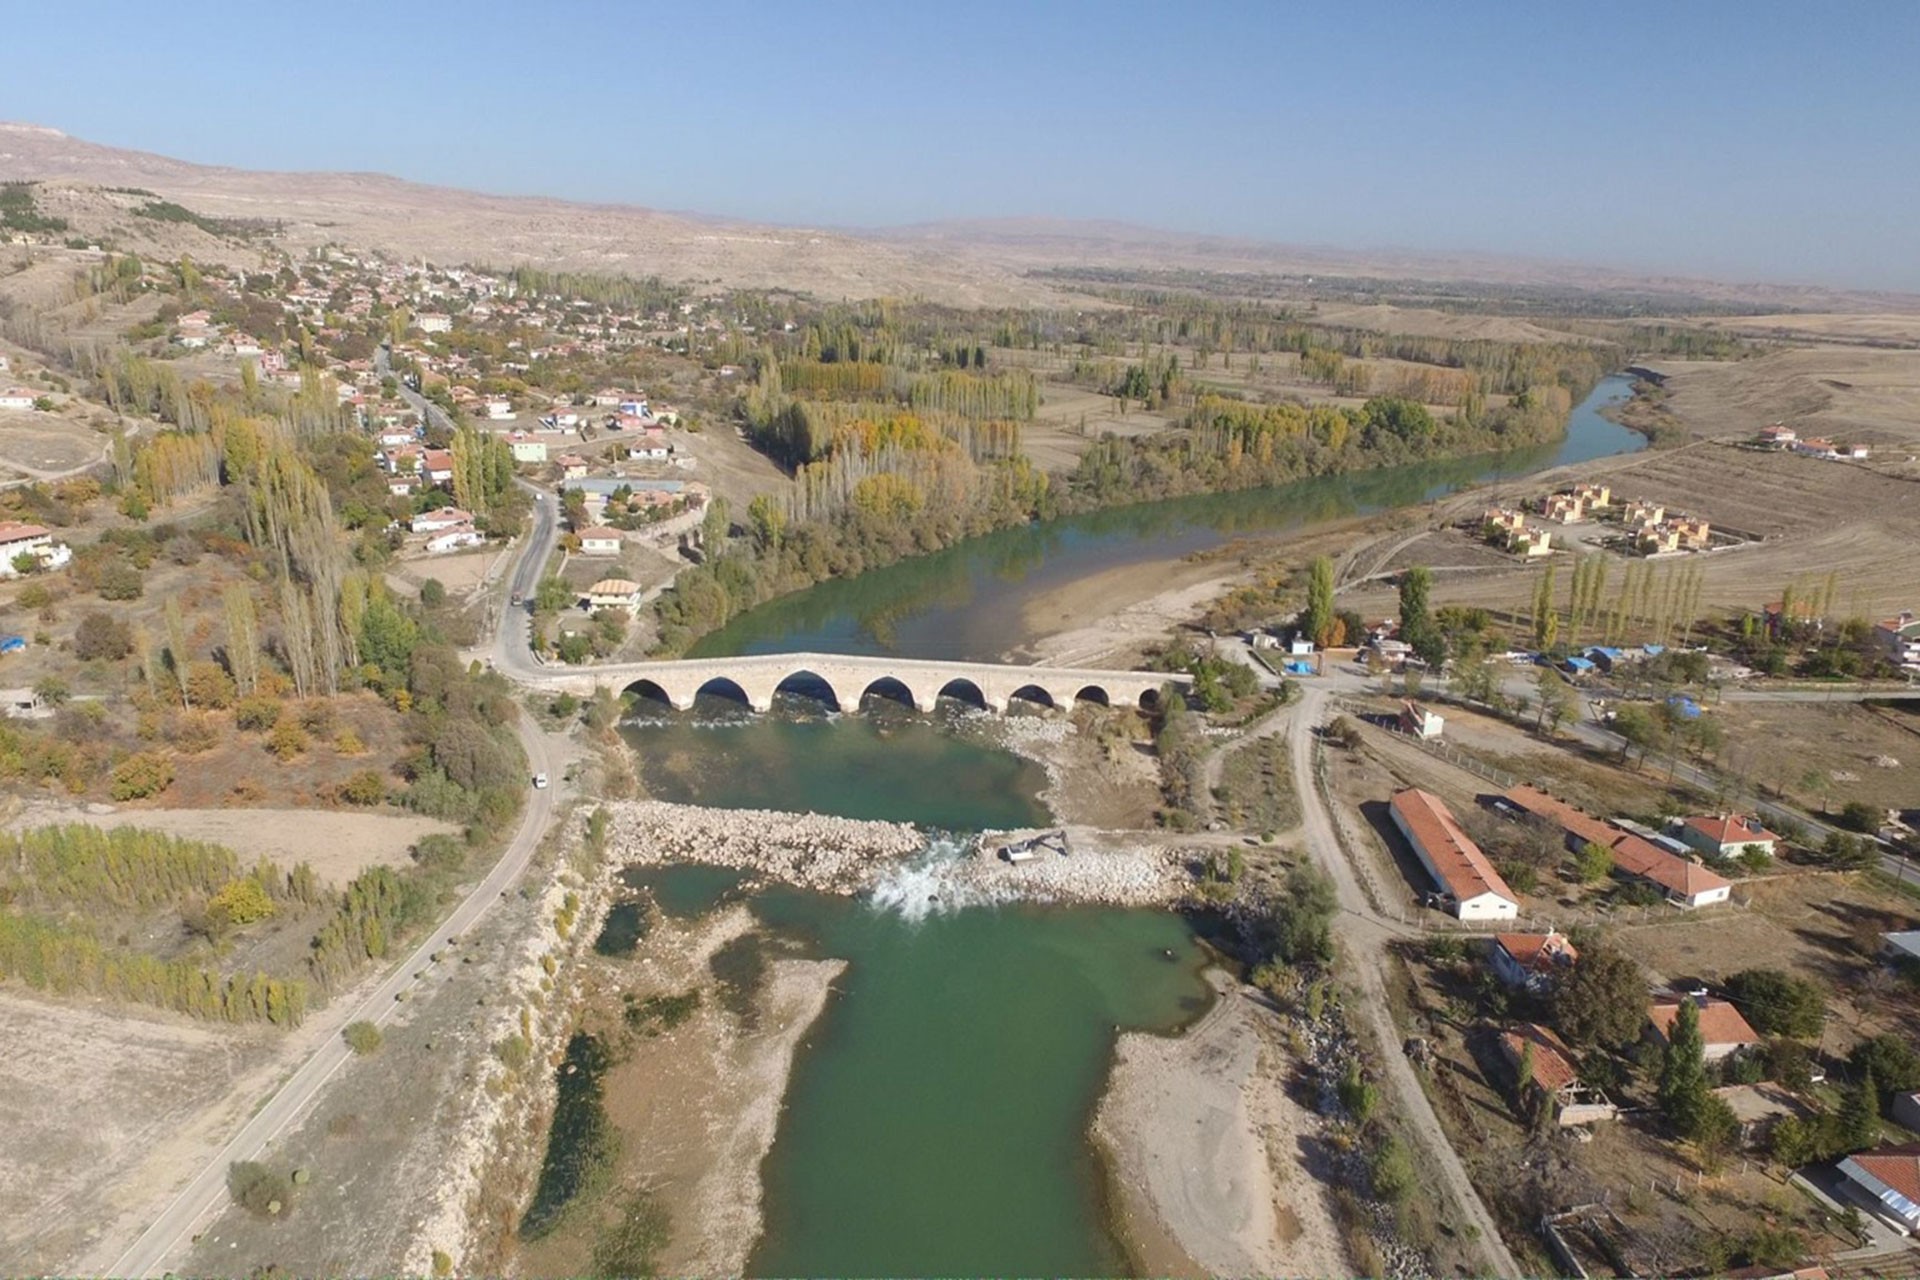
[3,122,1913,313]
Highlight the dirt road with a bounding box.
[1288,688,1523,1279]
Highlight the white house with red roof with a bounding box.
[1836,1144,1920,1234]
[0,522,71,575]
[1676,814,1780,860]
[576,526,624,556]
[1647,996,1760,1063]
[0,387,37,411]
[411,508,475,535]
[1388,788,1519,920]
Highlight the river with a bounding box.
[607,374,1645,1274]
[690,373,1644,662]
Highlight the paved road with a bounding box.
[1287,688,1521,1278]
[109,558,561,1280]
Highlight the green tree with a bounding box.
[1575,841,1614,884]
[1303,555,1341,649]
[1554,942,1645,1049]
[1657,999,1711,1138]
[1839,1069,1881,1153]
[343,1021,383,1055]
[1398,565,1443,666]
[209,877,276,926]
[1725,969,1825,1039]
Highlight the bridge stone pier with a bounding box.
[524,652,1189,715]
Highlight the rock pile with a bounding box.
[607,800,924,893]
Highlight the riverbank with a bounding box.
[509,902,846,1276]
[1094,974,1352,1279]
[603,799,1185,907]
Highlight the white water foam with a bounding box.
[865,834,1005,923]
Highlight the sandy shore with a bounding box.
[1094,976,1350,1279]
[1014,558,1242,667]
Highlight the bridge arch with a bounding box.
[859,676,926,712]
[694,676,754,710]
[1074,684,1111,707]
[936,677,991,712]
[774,669,842,712]
[1007,684,1057,711]
[624,677,677,712]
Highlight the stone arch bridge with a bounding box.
[524,652,1189,714]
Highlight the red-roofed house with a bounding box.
[1388,788,1518,920]
[1647,996,1760,1063]
[422,449,454,483]
[1499,1024,1616,1126]
[0,387,36,411]
[1503,786,1733,908]
[1837,1144,1920,1234]
[1677,814,1780,860]
[411,508,475,535]
[1490,931,1579,992]
[576,527,623,556]
[0,521,71,575]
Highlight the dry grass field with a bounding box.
[0,991,280,1274]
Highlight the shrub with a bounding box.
[1838,801,1881,834]
[209,876,276,925]
[171,712,220,754]
[335,727,366,755]
[339,769,387,806]
[419,578,447,608]
[298,700,336,736]
[33,675,70,707]
[343,1021,383,1055]
[266,720,309,760]
[96,558,143,600]
[234,694,283,732]
[413,833,466,872]
[1369,1135,1415,1200]
[185,660,237,709]
[110,751,174,800]
[227,1161,293,1217]
[73,610,133,661]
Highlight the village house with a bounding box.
[509,436,548,464]
[1398,700,1444,739]
[1499,1023,1616,1126]
[1755,424,1798,450]
[485,398,514,420]
[1388,788,1519,920]
[0,387,36,411]
[628,440,671,462]
[1502,785,1733,908]
[542,408,582,430]
[0,522,71,575]
[410,508,475,535]
[1489,931,1579,992]
[584,577,643,612]
[1835,1144,1920,1235]
[1622,497,1665,526]
[1541,492,1589,524]
[1570,481,1611,510]
[1647,996,1760,1062]
[426,527,484,554]
[557,454,589,480]
[1676,813,1780,860]
[1875,611,1920,669]
[422,449,454,484]
[416,313,453,333]
[576,526,624,556]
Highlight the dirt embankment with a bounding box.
[1094,976,1351,1278]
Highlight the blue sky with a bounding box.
[5,1,1918,289]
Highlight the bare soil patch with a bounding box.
[1711,701,1919,816]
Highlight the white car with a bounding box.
[532,773,549,790]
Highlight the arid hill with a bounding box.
[5,122,1917,313]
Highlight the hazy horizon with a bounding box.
[4,0,1917,292]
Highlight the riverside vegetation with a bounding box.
[651,296,1619,653]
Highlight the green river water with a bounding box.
[598,376,1648,1274]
